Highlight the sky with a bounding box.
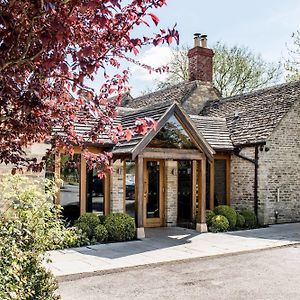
[127,0,300,96]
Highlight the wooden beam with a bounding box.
[192,160,197,220]
[174,107,215,161]
[104,172,111,215]
[226,157,231,206]
[132,105,175,159]
[54,151,61,205]
[200,158,206,224]
[80,155,87,216]
[137,155,144,228]
[196,158,207,233]
[123,160,126,213]
[210,160,215,210]
[142,148,205,160]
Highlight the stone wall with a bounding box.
[164,160,178,226]
[110,159,125,213]
[182,81,219,115]
[230,147,255,212]
[258,100,300,224]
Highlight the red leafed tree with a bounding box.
[0,0,178,174]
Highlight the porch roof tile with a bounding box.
[189,115,234,151]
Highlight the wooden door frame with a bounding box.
[209,153,231,210]
[55,146,110,216]
[143,158,165,227]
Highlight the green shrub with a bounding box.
[94,224,108,243]
[214,205,237,229]
[75,213,100,239]
[236,213,245,228]
[206,210,215,227]
[240,210,257,228]
[98,215,106,224]
[0,175,62,299]
[63,227,90,248]
[210,215,230,233]
[104,213,136,242]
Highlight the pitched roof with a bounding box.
[190,115,234,150]
[113,102,216,160]
[113,102,171,155]
[200,80,300,146]
[123,81,198,109]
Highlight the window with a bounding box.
[214,159,227,206]
[86,168,105,215]
[60,154,81,221]
[124,160,135,218]
[148,115,196,149]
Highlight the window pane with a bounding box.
[60,154,81,221]
[86,169,105,215]
[125,161,135,218]
[149,115,196,149]
[214,159,227,206]
[146,161,160,218]
[177,160,193,223]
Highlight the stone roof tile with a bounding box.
[201,80,300,146]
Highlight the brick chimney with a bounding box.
[187,33,214,82]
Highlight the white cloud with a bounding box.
[130,46,172,82]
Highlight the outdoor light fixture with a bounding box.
[171,168,177,176]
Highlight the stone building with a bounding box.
[2,34,300,237]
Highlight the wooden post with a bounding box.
[80,155,87,216]
[136,155,145,238]
[226,157,231,206]
[54,151,61,205]
[210,159,215,210]
[104,173,111,215]
[192,160,197,220]
[196,158,208,233]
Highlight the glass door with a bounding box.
[144,160,164,227]
[177,160,193,226]
[86,168,105,215]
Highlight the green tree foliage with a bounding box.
[156,42,282,97]
[0,175,87,299]
[285,30,300,81]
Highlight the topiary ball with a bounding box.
[75,213,100,239]
[206,210,215,227]
[214,205,237,229]
[98,215,106,225]
[94,224,108,243]
[75,222,93,239]
[240,210,257,229]
[210,215,229,233]
[104,213,136,242]
[236,213,245,228]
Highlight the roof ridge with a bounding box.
[205,79,300,106]
[132,80,194,101]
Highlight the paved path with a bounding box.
[58,245,300,300]
[47,223,300,279]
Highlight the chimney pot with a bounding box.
[194,33,201,47]
[200,34,207,48]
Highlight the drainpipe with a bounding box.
[254,146,258,217]
[234,145,259,217]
